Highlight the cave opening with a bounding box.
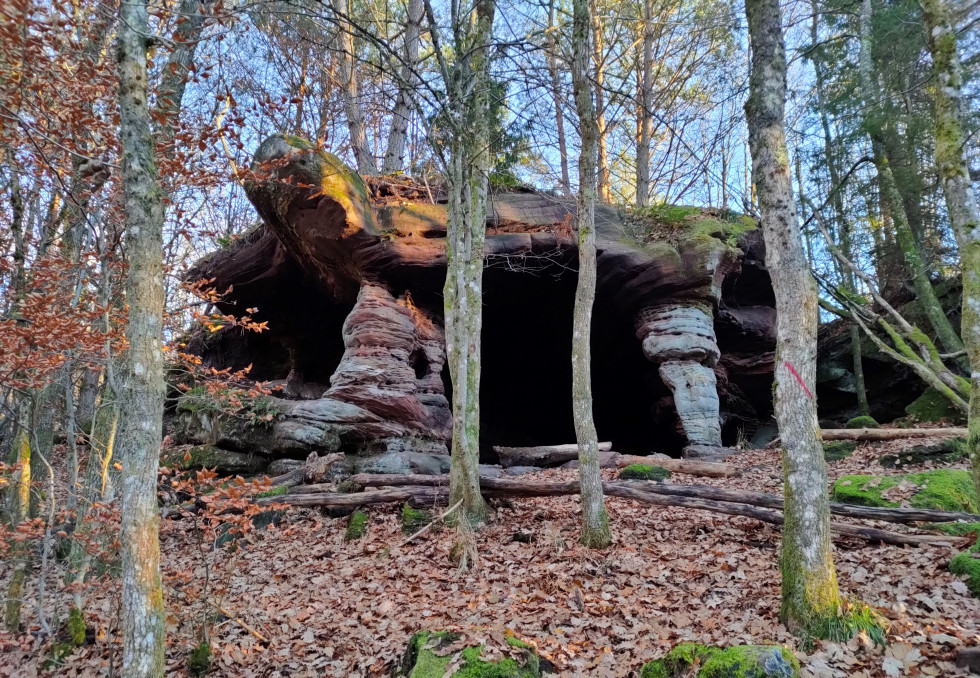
[444,266,684,463]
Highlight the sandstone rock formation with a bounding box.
[178,134,777,469]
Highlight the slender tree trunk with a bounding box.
[4,417,30,631]
[570,0,611,549]
[382,0,423,174]
[858,0,963,357]
[588,0,611,203]
[744,0,841,633]
[116,0,167,672]
[443,0,496,526]
[547,0,571,195]
[635,0,654,207]
[332,0,378,175]
[920,0,980,502]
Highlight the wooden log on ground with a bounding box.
[272,478,959,546]
[618,481,980,524]
[493,442,612,467]
[348,474,980,523]
[270,452,344,487]
[821,427,967,441]
[612,454,741,478]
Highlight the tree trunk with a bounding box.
[442,0,496,526]
[635,0,654,207]
[588,0,611,203]
[569,0,611,549]
[920,0,980,503]
[744,0,841,634]
[493,442,612,467]
[5,420,30,631]
[331,0,378,175]
[382,0,423,174]
[117,0,167,672]
[547,0,571,195]
[858,0,963,358]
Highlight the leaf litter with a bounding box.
[1,439,979,677]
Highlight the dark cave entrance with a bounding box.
[443,267,685,463]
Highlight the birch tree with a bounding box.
[570,0,612,549]
[744,0,841,632]
[117,0,167,672]
[920,0,980,498]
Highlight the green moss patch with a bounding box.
[880,437,967,468]
[805,600,888,648]
[402,504,433,536]
[832,470,977,513]
[640,642,800,678]
[188,642,212,676]
[620,464,672,481]
[823,441,856,462]
[255,484,289,499]
[345,510,369,541]
[623,205,756,253]
[845,415,880,429]
[397,631,540,677]
[905,387,965,423]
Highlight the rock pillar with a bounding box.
[635,304,723,451]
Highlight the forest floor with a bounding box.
[1,436,979,677]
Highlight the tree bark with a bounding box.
[382,0,423,174]
[547,0,571,195]
[588,0,611,203]
[442,0,496,526]
[116,0,167,672]
[331,0,378,175]
[920,0,980,506]
[569,0,611,549]
[635,0,654,206]
[744,0,841,633]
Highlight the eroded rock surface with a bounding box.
[180,134,778,463]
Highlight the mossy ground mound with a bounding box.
[623,204,756,252]
[402,504,433,536]
[823,441,856,462]
[397,631,540,677]
[639,642,800,678]
[832,470,977,513]
[345,510,369,541]
[845,415,880,429]
[932,523,980,597]
[905,387,965,423]
[879,438,967,468]
[619,464,672,481]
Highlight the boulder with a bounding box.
[640,642,800,678]
[180,135,779,465]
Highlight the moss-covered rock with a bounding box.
[345,510,368,541]
[402,503,432,536]
[640,642,800,678]
[161,445,269,476]
[845,415,880,429]
[255,484,289,499]
[879,437,967,468]
[832,470,977,513]
[823,441,856,462]
[619,464,672,481]
[905,387,965,423]
[396,631,541,677]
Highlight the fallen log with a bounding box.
[270,452,344,488]
[612,454,741,478]
[267,478,959,547]
[821,427,967,441]
[346,474,980,524]
[493,442,612,467]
